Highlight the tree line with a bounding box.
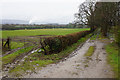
[2,23,89,30]
[75,1,120,46]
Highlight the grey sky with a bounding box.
[1,0,85,24]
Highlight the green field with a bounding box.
[2,28,90,38]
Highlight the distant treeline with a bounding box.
[2,24,89,30]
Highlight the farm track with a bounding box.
[2,43,30,57]
[2,45,41,78]
[58,42,85,63]
[2,36,42,76]
[2,36,40,57]
[2,31,114,78]
[24,38,114,78]
[11,37,39,45]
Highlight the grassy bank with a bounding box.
[8,33,92,77]
[105,42,119,78]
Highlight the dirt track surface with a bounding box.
[25,39,114,78]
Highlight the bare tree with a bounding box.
[75,1,96,31]
[75,1,119,37]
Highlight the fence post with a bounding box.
[2,39,3,47]
[8,37,10,49]
[4,37,11,49]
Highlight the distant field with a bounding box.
[2,28,90,38]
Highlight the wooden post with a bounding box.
[2,39,3,47]
[4,37,11,49]
[24,39,25,48]
[8,38,10,49]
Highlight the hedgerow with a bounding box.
[40,30,91,55]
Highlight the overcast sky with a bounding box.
[1,0,85,24]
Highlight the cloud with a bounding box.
[2,0,85,24]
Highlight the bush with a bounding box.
[40,30,90,55]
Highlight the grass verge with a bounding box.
[105,42,119,78]
[84,46,95,57]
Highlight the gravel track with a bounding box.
[24,39,114,78]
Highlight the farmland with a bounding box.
[2,28,90,38]
[1,0,119,78]
[1,28,91,77]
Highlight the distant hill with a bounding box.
[2,19,29,24]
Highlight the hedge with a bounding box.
[40,30,91,55]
